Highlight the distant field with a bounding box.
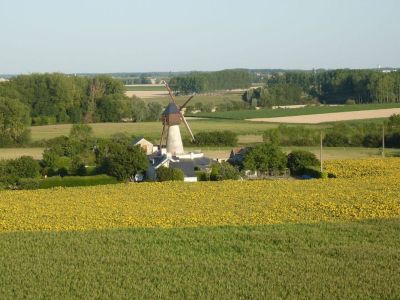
[0,148,43,160]
[249,108,400,124]
[125,90,243,106]
[194,103,400,120]
[124,85,166,91]
[30,120,296,142]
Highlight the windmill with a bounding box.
[159,81,196,155]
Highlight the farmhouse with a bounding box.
[133,137,158,155]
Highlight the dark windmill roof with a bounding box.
[170,160,196,178]
[162,103,180,116]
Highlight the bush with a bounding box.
[156,166,184,182]
[17,178,41,190]
[303,166,324,179]
[287,151,320,175]
[197,171,210,181]
[0,156,40,178]
[323,132,349,147]
[363,133,381,148]
[243,143,287,172]
[101,144,149,181]
[190,131,238,147]
[210,162,240,181]
[263,125,320,146]
[345,99,356,105]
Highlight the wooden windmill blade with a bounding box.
[180,113,195,141]
[180,94,196,110]
[161,80,177,104]
[159,123,166,149]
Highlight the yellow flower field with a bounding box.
[0,159,400,232]
[325,157,400,178]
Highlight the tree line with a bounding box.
[0,73,163,146]
[169,70,252,94]
[243,70,400,107]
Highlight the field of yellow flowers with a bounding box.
[0,158,399,232]
[324,157,400,178]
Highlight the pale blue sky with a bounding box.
[0,0,399,73]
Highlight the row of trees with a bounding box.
[169,70,252,94]
[243,70,400,107]
[262,114,400,148]
[0,74,165,146]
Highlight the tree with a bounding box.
[130,97,148,122]
[0,156,40,179]
[69,124,93,143]
[287,150,320,175]
[0,97,31,146]
[210,162,239,181]
[243,143,287,172]
[146,102,163,121]
[101,144,149,181]
[156,166,184,182]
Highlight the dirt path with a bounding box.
[246,108,400,124]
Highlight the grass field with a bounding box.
[1,219,399,299]
[194,103,400,120]
[29,120,293,142]
[124,85,166,91]
[0,158,400,298]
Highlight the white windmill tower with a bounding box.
[159,81,196,156]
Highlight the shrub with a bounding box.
[0,156,40,179]
[197,171,210,181]
[210,162,240,181]
[363,133,381,148]
[263,125,320,146]
[17,178,41,190]
[190,131,238,147]
[243,143,287,172]
[323,132,349,147]
[345,99,356,105]
[156,166,184,182]
[101,144,149,181]
[287,151,320,175]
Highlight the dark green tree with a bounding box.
[102,144,149,181]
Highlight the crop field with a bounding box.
[0,158,399,298]
[126,90,243,106]
[194,103,400,120]
[124,85,167,91]
[29,120,288,142]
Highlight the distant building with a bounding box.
[132,137,157,155]
[0,78,9,82]
[147,152,213,182]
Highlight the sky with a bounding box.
[0,0,399,74]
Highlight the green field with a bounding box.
[194,103,400,120]
[1,219,399,299]
[29,120,298,142]
[124,85,166,91]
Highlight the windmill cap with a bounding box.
[162,103,180,116]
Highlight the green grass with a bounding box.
[37,175,118,189]
[194,103,400,120]
[124,85,166,91]
[30,120,310,142]
[0,219,399,299]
